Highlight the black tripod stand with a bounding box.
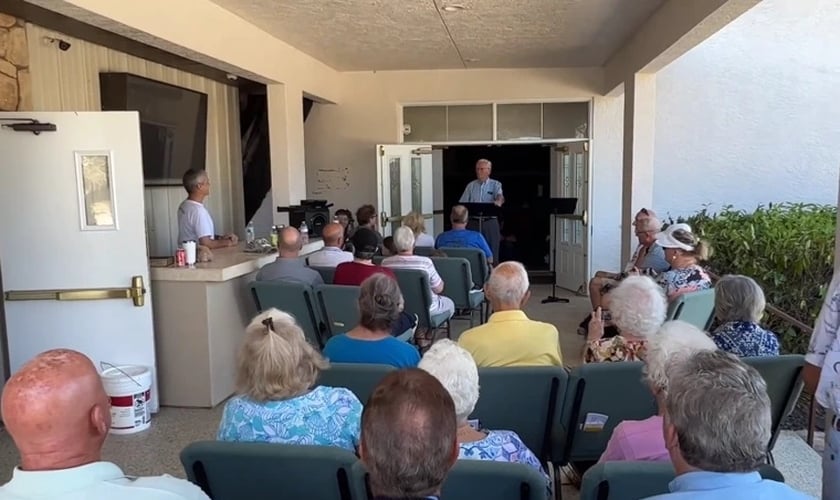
[542,198,578,304]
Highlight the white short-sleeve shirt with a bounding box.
[0,461,210,500]
[177,199,215,243]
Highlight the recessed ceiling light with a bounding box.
[441,4,466,12]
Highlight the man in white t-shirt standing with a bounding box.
[0,349,209,500]
[177,169,238,248]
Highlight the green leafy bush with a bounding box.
[672,203,836,354]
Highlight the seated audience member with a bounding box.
[307,222,353,268]
[382,236,398,256]
[256,226,323,285]
[599,321,717,463]
[585,276,666,363]
[335,228,395,285]
[435,205,493,263]
[0,349,209,500]
[711,274,780,357]
[323,274,421,368]
[652,223,712,301]
[403,211,436,248]
[419,340,548,480]
[360,369,458,500]
[355,204,384,247]
[458,261,562,367]
[334,208,356,251]
[645,350,812,499]
[588,209,669,309]
[217,309,362,450]
[383,227,456,319]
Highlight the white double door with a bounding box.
[550,141,590,293]
[0,112,158,410]
[375,144,434,237]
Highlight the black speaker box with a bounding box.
[288,206,330,238]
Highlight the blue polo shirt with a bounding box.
[644,471,812,499]
[322,334,420,369]
[435,228,492,259]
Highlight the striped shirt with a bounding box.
[459,178,503,204]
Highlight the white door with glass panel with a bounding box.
[376,145,434,237]
[551,141,590,293]
[0,112,158,410]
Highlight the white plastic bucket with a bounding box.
[100,365,152,435]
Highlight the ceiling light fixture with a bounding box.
[440,4,466,12]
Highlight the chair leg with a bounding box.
[469,308,475,328]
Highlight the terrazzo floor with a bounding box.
[0,285,823,498]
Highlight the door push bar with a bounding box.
[5,276,146,307]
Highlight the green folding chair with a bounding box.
[391,268,451,334]
[350,459,548,500]
[557,362,656,466]
[316,284,361,337]
[438,247,490,288]
[666,288,716,330]
[180,441,361,500]
[250,280,325,348]
[580,461,785,500]
[743,354,805,459]
[310,265,336,284]
[473,366,569,465]
[431,256,485,326]
[316,362,396,403]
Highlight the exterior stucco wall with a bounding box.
[653,0,840,220]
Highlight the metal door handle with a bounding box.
[5,276,147,307]
[582,210,588,227]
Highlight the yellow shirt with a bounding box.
[458,310,563,367]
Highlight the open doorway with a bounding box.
[442,144,552,270]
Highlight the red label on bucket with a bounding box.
[110,389,151,407]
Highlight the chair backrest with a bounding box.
[557,361,656,464]
[430,257,474,308]
[310,265,336,284]
[350,460,547,500]
[180,441,361,500]
[414,246,435,256]
[438,247,488,288]
[250,280,325,348]
[472,366,569,463]
[743,354,805,450]
[391,268,435,327]
[666,288,716,330]
[316,284,361,337]
[580,461,785,500]
[316,362,396,403]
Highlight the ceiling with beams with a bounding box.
[208,0,665,71]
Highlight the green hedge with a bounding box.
[674,203,836,354]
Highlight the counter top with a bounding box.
[150,238,324,282]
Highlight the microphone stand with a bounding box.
[542,210,570,304]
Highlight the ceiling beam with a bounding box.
[603,0,762,94]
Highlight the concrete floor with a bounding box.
[0,285,822,499]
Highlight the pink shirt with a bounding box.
[598,415,670,463]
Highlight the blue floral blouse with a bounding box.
[655,264,712,301]
[712,320,780,357]
[459,430,547,478]
[217,386,362,451]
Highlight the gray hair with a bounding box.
[665,350,772,472]
[644,320,717,393]
[359,274,403,332]
[610,276,667,337]
[637,216,663,232]
[392,226,416,253]
[182,168,207,194]
[418,340,479,423]
[715,275,766,323]
[485,261,529,306]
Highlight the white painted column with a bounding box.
[621,73,657,263]
[267,83,306,226]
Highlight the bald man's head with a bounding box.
[2,349,110,471]
[278,226,302,258]
[322,222,344,247]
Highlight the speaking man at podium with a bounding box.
[459,159,503,262]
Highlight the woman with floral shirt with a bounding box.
[652,223,713,301]
[711,275,779,357]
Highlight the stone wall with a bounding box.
[0,13,29,111]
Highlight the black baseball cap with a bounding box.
[351,228,380,254]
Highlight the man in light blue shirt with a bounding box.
[645,350,812,500]
[459,159,503,262]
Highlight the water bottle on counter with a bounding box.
[300,221,309,245]
[245,220,255,245]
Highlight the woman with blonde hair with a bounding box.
[217,308,362,450]
[651,223,713,301]
[402,211,435,248]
